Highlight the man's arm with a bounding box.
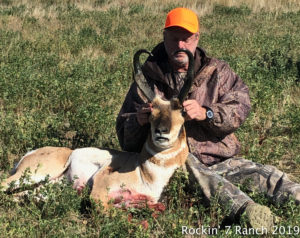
[184,62,251,138]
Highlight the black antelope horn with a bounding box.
[176,49,195,104]
[133,49,155,102]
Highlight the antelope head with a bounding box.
[133,49,195,149]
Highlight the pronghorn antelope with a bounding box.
[1,49,194,208]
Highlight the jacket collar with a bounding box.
[142,42,210,89]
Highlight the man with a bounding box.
[116,7,300,231]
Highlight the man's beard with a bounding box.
[172,53,189,67]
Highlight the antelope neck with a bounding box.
[144,135,186,162]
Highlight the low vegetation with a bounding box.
[0,0,299,237]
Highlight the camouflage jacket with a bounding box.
[116,43,251,166]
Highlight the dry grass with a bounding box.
[0,16,23,32]
[79,46,104,60]
[2,0,298,50]
[192,0,300,15]
[3,0,300,16]
[291,87,300,106]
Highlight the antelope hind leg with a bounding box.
[1,147,72,191]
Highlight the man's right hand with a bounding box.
[136,103,152,126]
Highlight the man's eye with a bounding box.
[185,37,192,43]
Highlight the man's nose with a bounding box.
[178,40,185,49]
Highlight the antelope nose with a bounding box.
[155,127,169,135]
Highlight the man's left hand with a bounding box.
[183,100,206,121]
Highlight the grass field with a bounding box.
[0,0,299,237]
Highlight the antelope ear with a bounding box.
[171,98,182,110]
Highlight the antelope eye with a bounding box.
[152,104,158,109]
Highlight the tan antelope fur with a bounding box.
[1,49,194,208]
[1,147,72,191]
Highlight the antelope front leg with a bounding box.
[66,148,113,193]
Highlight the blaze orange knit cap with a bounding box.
[164,8,199,33]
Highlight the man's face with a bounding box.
[164,27,199,68]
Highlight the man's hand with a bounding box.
[182,100,206,121]
[136,103,152,126]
